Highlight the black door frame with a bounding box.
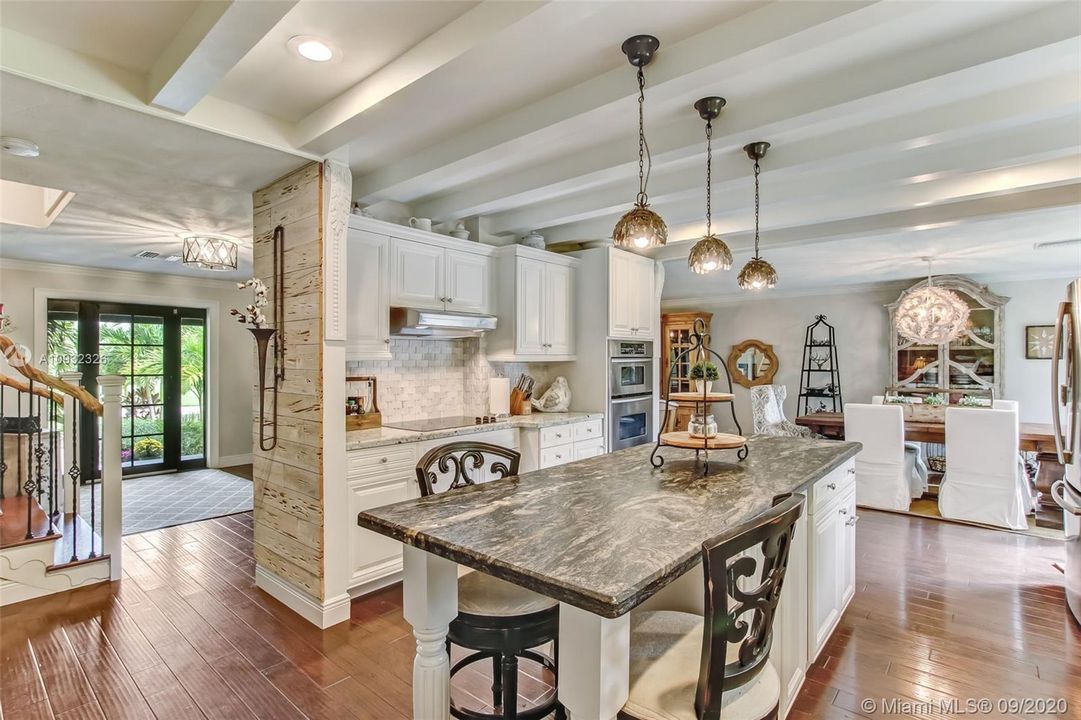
[47,299,207,478]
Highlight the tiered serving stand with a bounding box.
[651,318,747,474]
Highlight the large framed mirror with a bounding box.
[727,339,778,388]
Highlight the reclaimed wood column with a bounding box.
[251,162,337,624]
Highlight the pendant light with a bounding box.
[612,35,667,251]
[687,97,732,275]
[737,142,778,290]
[894,257,970,345]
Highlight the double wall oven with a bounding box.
[609,339,654,451]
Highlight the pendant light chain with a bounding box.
[704,121,713,236]
[636,67,651,206]
[752,158,761,259]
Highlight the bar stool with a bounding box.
[416,441,565,720]
[622,494,805,720]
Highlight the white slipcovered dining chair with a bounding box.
[990,399,1037,512]
[750,385,815,438]
[870,395,928,490]
[845,404,924,511]
[939,407,1030,530]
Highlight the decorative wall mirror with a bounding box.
[727,339,778,388]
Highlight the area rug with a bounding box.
[79,467,253,535]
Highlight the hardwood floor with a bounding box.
[1,510,1077,719]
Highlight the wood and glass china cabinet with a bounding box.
[661,311,712,431]
[887,275,1008,398]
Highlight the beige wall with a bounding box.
[0,258,254,465]
[662,275,1070,429]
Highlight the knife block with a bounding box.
[510,388,532,416]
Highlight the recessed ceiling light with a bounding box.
[1,137,40,158]
[288,35,337,62]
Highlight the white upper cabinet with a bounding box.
[608,248,656,339]
[346,228,391,359]
[445,248,490,314]
[516,258,547,355]
[390,238,445,310]
[544,262,573,355]
[488,246,578,361]
[390,237,491,314]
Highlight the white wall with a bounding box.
[662,273,1070,429]
[0,259,254,465]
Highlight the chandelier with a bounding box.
[687,97,732,275]
[612,35,667,251]
[737,142,777,290]
[894,258,970,345]
[181,234,238,271]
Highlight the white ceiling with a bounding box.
[0,0,1078,293]
[0,72,305,279]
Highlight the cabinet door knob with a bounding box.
[827,482,837,490]
[384,338,391,344]
[846,468,855,475]
[846,515,860,526]
[839,507,847,515]
[380,457,388,463]
[554,454,562,460]
[447,298,454,303]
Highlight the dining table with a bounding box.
[794,412,1064,528]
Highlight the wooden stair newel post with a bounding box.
[98,375,124,579]
[59,372,81,516]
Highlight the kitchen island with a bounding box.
[358,435,861,720]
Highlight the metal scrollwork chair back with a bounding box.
[415,441,521,497]
[695,493,804,720]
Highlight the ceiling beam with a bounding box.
[147,0,298,114]
[412,7,1080,225]
[293,0,553,154]
[478,78,1081,235]
[352,0,896,202]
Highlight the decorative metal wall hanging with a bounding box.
[738,142,778,290]
[612,34,668,251]
[688,96,732,275]
[652,317,747,475]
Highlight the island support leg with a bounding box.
[557,603,630,720]
[402,546,459,720]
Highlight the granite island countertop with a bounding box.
[357,435,860,617]
[346,411,604,451]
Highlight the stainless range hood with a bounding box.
[390,307,497,339]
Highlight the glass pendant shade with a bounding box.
[895,284,970,345]
[688,234,732,274]
[613,204,667,249]
[182,235,238,271]
[737,256,778,290]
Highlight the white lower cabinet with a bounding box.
[808,459,857,664]
[519,418,607,472]
[774,512,809,718]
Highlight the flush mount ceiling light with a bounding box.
[612,34,667,251]
[288,35,337,62]
[1,137,40,158]
[894,257,970,345]
[737,141,778,291]
[180,234,238,271]
[687,97,732,275]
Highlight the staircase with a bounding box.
[0,359,124,607]
[0,496,110,605]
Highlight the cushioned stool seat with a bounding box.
[458,571,558,618]
[624,611,780,720]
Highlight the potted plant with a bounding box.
[689,361,719,394]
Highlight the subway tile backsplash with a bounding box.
[346,337,559,423]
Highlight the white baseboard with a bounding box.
[213,453,253,468]
[347,568,403,599]
[255,566,350,628]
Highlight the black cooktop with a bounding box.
[384,416,498,433]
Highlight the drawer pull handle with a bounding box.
[555,433,562,438]
[555,454,562,459]
[827,482,837,490]
[586,428,593,433]
[846,468,855,475]
[839,508,847,515]
[846,516,860,526]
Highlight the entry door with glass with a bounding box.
[47,301,207,476]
